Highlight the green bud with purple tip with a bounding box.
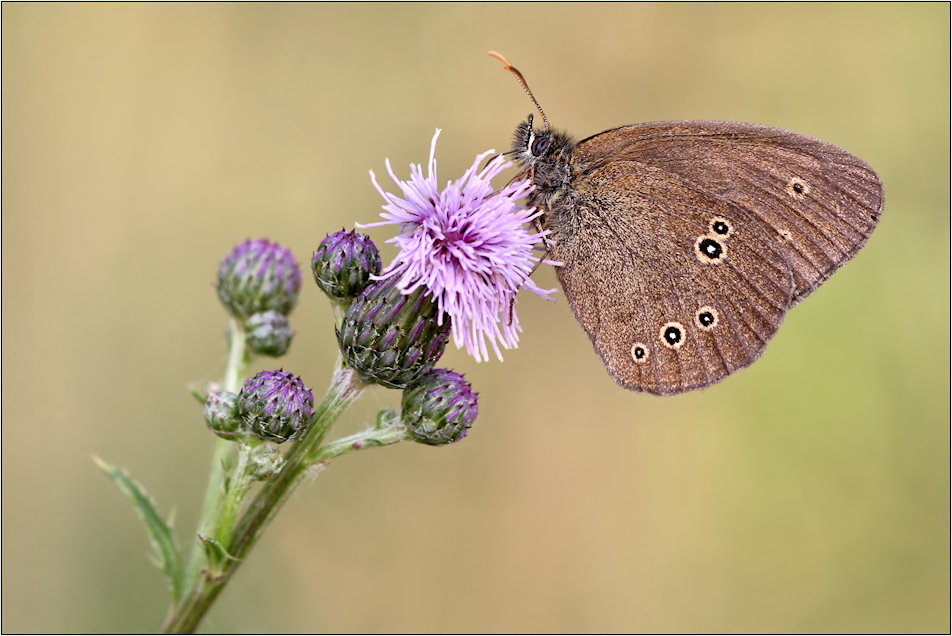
[237,370,314,443]
[245,310,294,357]
[217,239,301,319]
[337,276,450,389]
[402,369,478,446]
[312,230,382,302]
[204,391,243,440]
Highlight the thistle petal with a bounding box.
[363,131,556,362]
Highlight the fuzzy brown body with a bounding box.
[512,119,884,395]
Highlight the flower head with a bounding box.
[244,310,294,357]
[217,239,301,319]
[337,275,450,389]
[237,370,313,443]
[311,230,382,302]
[402,368,479,446]
[361,130,555,363]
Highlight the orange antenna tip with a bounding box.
[486,52,550,133]
[487,51,512,69]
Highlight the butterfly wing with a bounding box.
[548,160,794,395]
[571,121,884,303]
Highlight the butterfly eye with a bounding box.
[530,135,550,156]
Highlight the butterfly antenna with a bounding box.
[488,51,549,134]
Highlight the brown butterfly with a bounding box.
[490,52,884,395]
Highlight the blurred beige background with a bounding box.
[2,4,948,633]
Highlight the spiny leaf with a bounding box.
[94,454,183,602]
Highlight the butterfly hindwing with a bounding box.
[548,160,794,395]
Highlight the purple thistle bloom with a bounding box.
[360,130,555,363]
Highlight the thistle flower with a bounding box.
[361,130,555,363]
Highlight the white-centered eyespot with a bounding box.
[659,322,685,350]
[710,216,733,237]
[694,306,719,331]
[631,342,649,364]
[694,235,727,264]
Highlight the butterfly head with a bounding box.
[512,113,576,162]
[511,114,551,167]
[509,114,576,197]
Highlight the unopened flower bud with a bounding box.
[245,310,293,357]
[312,230,382,301]
[204,391,243,440]
[402,369,478,446]
[237,370,314,443]
[217,239,301,319]
[337,276,450,389]
[249,445,284,480]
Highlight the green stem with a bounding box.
[180,319,248,601]
[222,318,248,393]
[309,421,407,464]
[330,299,347,331]
[163,358,368,634]
[214,444,254,548]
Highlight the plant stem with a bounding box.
[163,358,368,634]
[181,319,248,600]
[213,444,254,548]
[309,421,407,464]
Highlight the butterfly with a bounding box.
[490,52,884,395]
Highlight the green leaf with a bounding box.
[198,534,240,581]
[94,455,183,602]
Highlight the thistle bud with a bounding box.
[217,239,301,319]
[237,370,314,443]
[312,230,382,301]
[245,310,294,357]
[337,276,450,389]
[204,391,243,440]
[402,369,478,446]
[249,445,284,480]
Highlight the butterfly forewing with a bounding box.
[573,121,884,303]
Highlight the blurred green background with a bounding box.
[2,4,948,633]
